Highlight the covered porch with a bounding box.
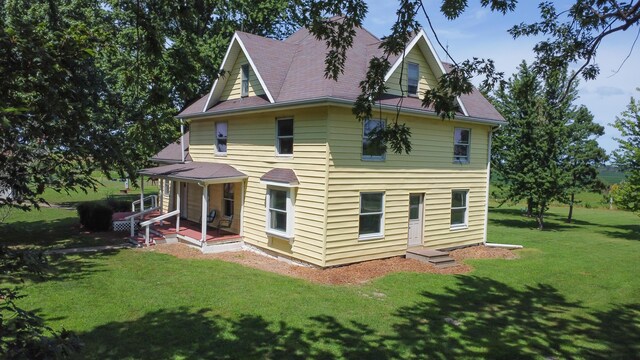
[133,162,248,247]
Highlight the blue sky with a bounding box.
[362,0,640,155]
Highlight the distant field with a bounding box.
[598,167,626,185]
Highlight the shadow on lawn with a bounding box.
[77,276,639,359]
[601,224,640,242]
[489,207,601,231]
[0,216,128,249]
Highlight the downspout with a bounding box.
[180,119,185,163]
[483,125,500,245]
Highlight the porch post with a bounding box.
[239,180,245,237]
[176,180,181,232]
[159,179,164,213]
[140,175,145,212]
[201,184,208,244]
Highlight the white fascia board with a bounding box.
[384,32,423,83]
[235,36,275,103]
[203,33,240,112]
[384,29,469,117]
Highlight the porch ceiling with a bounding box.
[138,162,247,184]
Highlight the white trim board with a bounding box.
[203,33,275,112]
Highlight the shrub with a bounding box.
[77,202,113,231]
[106,197,131,212]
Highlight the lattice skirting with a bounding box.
[113,220,138,232]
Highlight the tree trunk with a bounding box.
[526,198,533,217]
[567,193,575,223]
[536,202,546,230]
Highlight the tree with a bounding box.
[1,0,119,210]
[563,106,607,223]
[491,62,594,229]
[297,0,640,154]
[611,91,640,214]
[0,0,302,209]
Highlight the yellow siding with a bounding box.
[160,179,171,213]
[219,52,264,101]
[189,108,329,266]
[186,182,202,223]
[185,102,492,267]
[386,46,437,99]
[324,107,490,267]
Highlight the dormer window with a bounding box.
[408,62,419,96]
[241,64,249,97]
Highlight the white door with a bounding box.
[408,194,424,247]
[180,183,188,219]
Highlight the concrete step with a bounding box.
[406,247,458,268]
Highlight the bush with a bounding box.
[106,197,131,212]
[77,202,113,231]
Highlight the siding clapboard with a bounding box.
[324,106,489,266]
[219,52,264,101]
[386,46,437,99]
[189,108,329,266]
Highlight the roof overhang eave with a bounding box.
[177,97,506,126]
[137,171,248,185]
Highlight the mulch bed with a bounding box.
[143,243,518,285]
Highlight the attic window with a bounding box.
[241,64,249,97]
[408,62,419,96]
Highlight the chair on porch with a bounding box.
[207,209,233,236]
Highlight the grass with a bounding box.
[0,177,158,250]
[6,202,639,358]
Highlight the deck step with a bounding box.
[406,247,458,268]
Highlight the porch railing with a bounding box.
[139,209,180,246]
[124,206,160,239]
[131,195,158,212]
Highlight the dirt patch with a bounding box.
[449,245,519,261]
[144,244,517,285]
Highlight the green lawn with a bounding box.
[5,202,640,358]
[0,177,158,250]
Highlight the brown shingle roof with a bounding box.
[151,132,192,163]
[180,24,504,123]
[139,162,247,182]
[260,168,299,185]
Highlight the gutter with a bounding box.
[177,97,507,126]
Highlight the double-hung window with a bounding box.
[276,118,294,155]
[408,62,419,96]
[362,119,385,160]
[241,64,249,97]
[454,128,470,163]
[359,192,384,239]
[215,122,228,155]
[450,190,468,228]
[223,183,234,217]
[266,187,294,239]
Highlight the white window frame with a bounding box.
[454,127,471,163]
[407,62,419,96]
[163,180,171,195]
[241,64,249,97]
[223,183,234,217]
[275,118,294,156]
[215,121,228,155]
[450,189,469,229]
[358,192,385,240]
[362,119,386,161]
[265,186,295,240]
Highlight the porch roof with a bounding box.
[139,162,247,183]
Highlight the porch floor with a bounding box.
[142,212,241,244]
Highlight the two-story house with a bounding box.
[136,23,505,267]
